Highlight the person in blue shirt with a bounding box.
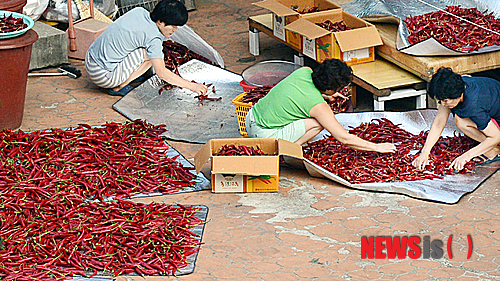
[85,0,207,96]
[412,67,500,171]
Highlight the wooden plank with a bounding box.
[375,23,500,81]
[351,59,424,91]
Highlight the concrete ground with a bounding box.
[20,0,500,280]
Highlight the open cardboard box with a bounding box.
[194,138,303,193]
[284,9,383,65]
[253,0,340,49]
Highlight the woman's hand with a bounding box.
[412,153,429,170]
[332,91,348,99]
[450,154,471,172]
[374,143,397,153]
[322,92,348,103]
[189,82,208,96]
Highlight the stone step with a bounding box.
[30,22,68,70]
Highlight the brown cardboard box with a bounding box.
[194,138,303,193]
[284,9,383,65]
[253,0,340,50]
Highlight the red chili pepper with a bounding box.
[303,118,476,183]
[214,144,273,156]
[404,5,500,52]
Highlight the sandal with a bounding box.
[471,154,500,165]
[108,85,134,96]
[130,71,153,85]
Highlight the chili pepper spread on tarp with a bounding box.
[0,121,207,279]
[303,118,478,184]
[0,120,196,200]
[404,5,500,53]
[0,198,204,279]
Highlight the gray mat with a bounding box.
[113,60,243,143]
[303,109,500,204]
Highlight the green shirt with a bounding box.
[252,67,326,129]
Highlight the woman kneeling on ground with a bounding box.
[412,67,500,172]
[85,0,207,96]
[245,59,396,154]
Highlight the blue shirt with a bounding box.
[451,76,500,130]
[87,8,165,72]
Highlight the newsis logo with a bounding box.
[361,235,473,259]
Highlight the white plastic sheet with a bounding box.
[170,24,225,68]
[24,0,49,21]
[43,0,117,23]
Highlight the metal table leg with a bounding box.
[249,27,260,56]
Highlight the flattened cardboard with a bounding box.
[253,0,340,17]
[278,138,303,158]
[253,0,299,17]
[212,156,279,175]
[284,18,330,40]
[333,25,382,52]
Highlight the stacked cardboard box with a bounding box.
[285,9,383,65]
[253,0,340,50]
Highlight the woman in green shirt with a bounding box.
[245,59,396,153]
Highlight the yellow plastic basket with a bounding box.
[232,93,253,137]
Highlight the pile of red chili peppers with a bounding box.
[239,86,273,104]
[0,120,197,200]
[214,144,271,156]
[404,5,500,52]
[0,14,27,33]
[291,6,319,14]
[316,20,352,32]
[304,118,478,183]
[0,120,205,279]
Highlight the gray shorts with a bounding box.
[245,107,306,143]
[85,48,145,89]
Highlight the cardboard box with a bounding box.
[194,138,303,193]
[253,0,340,50]
[284,9,383,65]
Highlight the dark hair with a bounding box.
[312,59,353,92]
[150,0,188,26]
[427,67,465,100]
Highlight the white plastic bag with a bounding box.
[43,0,117,23]
[24,0,49,21]
[169,24,225,68]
